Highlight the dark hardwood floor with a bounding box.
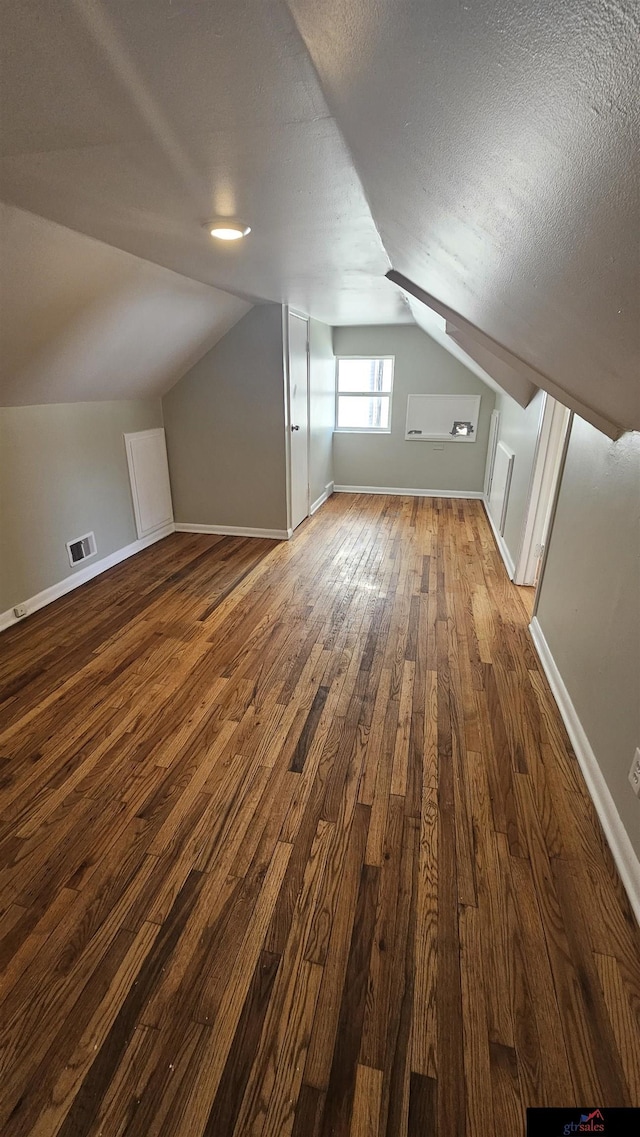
[0,493,638,1136]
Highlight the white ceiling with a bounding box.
[0,0,638,427]
[286,0,640,432]
[0,0,406,328]
[0,203,250,405]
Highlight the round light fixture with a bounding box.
[206,220,251,241]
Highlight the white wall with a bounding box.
[308,318,334,506]
[163,305,289,533]
[0,399,163,612]
[332,324,494,493]
[536,419,640,862]
[492,389,545,564]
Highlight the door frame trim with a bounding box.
[284,306,311,533]
[513,395,571,586]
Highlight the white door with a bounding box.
[124,428,174,539]
[288,311,310,531]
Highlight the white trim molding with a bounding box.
[333,485,484,499]
[174,523,291,540]
[0,524,175,633]
[482,496,516,579]
[514,398,571,586]
[310,482,334,515]
[529,617,640,925]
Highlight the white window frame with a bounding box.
[334,356,394,433]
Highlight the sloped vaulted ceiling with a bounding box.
[285,0,640,435]
[0,204,250,406]
[0,0,404,338]
[0,0,638,429]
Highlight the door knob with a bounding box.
[291,424,300,431]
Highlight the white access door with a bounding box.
[124,428,174,539]
[288,311,310,531]
[488,440,515,537]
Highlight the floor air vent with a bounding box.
[66,531,97,567]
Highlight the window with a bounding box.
[335,357,394,432]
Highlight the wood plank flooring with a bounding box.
[1,493,638,1135]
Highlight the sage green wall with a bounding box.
[0,399,163,612]
[493,388,545,563]
[536,419,640,860]
[309,318,334,505]
[332,325,494,492]
[163,305,288,532]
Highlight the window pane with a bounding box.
[337,396,390,429]
[337,358,392,393]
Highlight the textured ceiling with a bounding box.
[286,0,640,432]
[0,0,405,328]
[1,0,638,427]
[0,204,250,405]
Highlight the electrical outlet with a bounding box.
[13,604,27,619]
[629,748,640,798]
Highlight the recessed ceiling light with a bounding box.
[206,220,251,241]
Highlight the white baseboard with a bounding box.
[0,524,175,633]
[174,523,291,540]
[529,617,640,925]
[333,485,484,499]
[482,495,516,579]
[310,482,334,515]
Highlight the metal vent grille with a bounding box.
[66,531,97,567]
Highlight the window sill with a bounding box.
[333,428,392,435]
